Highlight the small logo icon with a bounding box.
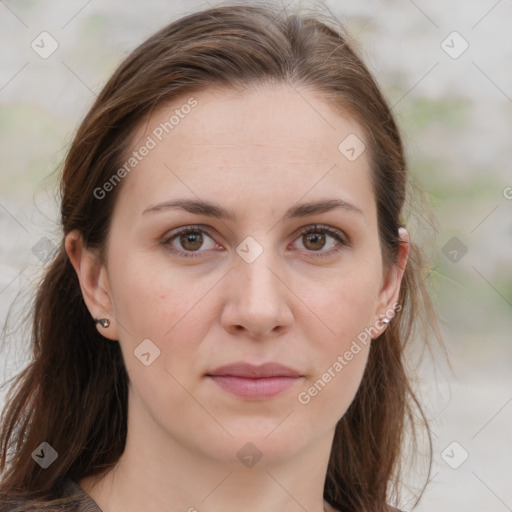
[236,236,263,263]
[32,442,58,468]
[441,31,469,59]
[338,134,366,162]
[442,236,468,263]
[133,338,161,366]
[31,32,59,59]
[32,237,56,263]
[237,442,262,468]
[441,441,469,469]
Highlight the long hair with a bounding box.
[0,3,441,511]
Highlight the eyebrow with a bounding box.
[142,197,364,220]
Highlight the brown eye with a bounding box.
[293,224,348,258]
[302,232,326,251]
[179,232,203,251]
[163,226,220,257]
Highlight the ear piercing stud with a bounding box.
[94,318,111,328]
[379,314,390,325]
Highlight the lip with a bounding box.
[206,363,304,399]
[207,362,302,378]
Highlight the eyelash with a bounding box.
[161,224,349,259]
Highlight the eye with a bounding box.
[292,224,349,257]
[161,223,349,259]
[162,225,221,258]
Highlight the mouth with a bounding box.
[205,362,304,399]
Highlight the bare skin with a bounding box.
[67,84,408,512]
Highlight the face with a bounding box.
[70,84,407,467]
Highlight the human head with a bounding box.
[0,3,438,511]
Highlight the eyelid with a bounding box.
[161,224,222,258]
[292,223,350,257]
[161,223,350,258]
[295,224,348,243]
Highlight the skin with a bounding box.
[66,84,409,512]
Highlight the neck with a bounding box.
[80,391,336,512]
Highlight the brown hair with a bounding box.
[0,2,441,511]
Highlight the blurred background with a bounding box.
[1,0,511,510]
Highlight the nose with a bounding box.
[220,251,294,339]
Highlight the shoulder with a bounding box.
[61,478,103,511]
[0,478,102,512]
[325,502,403,512]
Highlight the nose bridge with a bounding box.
[235,244,283,307]
[221,238,292,336]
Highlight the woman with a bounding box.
[0,2,441,511]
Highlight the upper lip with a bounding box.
[206,362,303,378]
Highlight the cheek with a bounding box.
[106,252,219,381]
[296,264,379,419]
[309,264,381,343]
[108,250,209,337]
[298,342,370,432]
[297,280,374,425]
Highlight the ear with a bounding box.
[65,230,119,340]
[372,227,409,337]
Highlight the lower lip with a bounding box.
[207,375,302,399]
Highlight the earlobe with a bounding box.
[64,230,119,340]
[373,227,410,336]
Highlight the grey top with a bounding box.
[0,479,102,512]
[2,479,402,511]
[61,479,103,512]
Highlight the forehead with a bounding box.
[138,84,364,158]
[116,84,375,222]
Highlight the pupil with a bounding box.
[305,233,325,250]
[181,232,202,251]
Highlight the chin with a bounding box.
[180,423,305,468]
